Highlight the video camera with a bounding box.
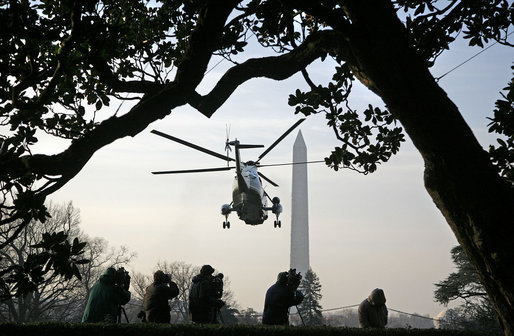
[114,267,131,291]
[286,268,302,290]
[163,273,171,283]
[212,273,224,299]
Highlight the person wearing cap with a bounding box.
[358,288,388,328]
[82,267,131,323]
[189,265,225,323]
[262,271,304,325]
[143,270,179,323]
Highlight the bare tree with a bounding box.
[0,201,135,322]
[158,261,200,323]
[129,262,199,323]
[79,237,136,306]
[130,271,151,303]
[132,261,239,324]
[0,202,82,322]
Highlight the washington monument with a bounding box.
[290,130,310,276]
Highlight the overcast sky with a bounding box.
[42,33,513,318]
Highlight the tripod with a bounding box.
[295,305,305,326]
[215,306,225,324]
[117,305,129,323]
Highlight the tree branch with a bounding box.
[189,30,346,117]
[12,1,82,111]
[85,53,165,94]
[0,0,241,201]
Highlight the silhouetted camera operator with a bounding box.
[358,288,388,328]
[143,270,179,323]
[189,265,225,324]
[82,267,131,323]
[262,268,304,325]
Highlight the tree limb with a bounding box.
[188,30,347,117]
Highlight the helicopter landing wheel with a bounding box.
[223,221,230,229]
[274,220,281,228]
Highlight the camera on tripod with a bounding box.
[286,268,302,290]
[114,267,131,291]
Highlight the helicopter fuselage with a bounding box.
[232,163,268,225]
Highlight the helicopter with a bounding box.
[151,118,320,229]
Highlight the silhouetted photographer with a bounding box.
[82,267,131,323]
[262,268,304,325]
[189,265,225,324]
[358,288,388,328]
[143,270,179,323]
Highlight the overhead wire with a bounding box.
[387,308,438,321]
[205,30,256,75]
[313,305,437,322]
[435,31,514,82]
[124,299,440,322]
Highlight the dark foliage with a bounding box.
[0,230,88,300]
[434,246,501,332]
[0,321,498,336]
[488,65,514,183]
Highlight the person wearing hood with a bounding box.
[143,270,179,323]
[188,265,224,323]
[82,267,131,323]
[358,288,388,328]
[262,271,304,325]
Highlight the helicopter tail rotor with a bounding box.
[225,125,232,166]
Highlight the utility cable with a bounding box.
[310,304,438,322]
[205,30,255,75]
[435,31,513,82]
[388,307,438,321]
[124,299,443,323]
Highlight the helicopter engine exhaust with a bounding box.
[272,203,282,215]
[221,204,231,215]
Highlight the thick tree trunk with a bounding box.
[341,1,514,334]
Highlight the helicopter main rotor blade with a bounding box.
[258,172,279,187]
[152,129,235,162]
[257,160,325,168]
[257,118,306,162]
[237,144,265,149]
[152,167,234,175]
